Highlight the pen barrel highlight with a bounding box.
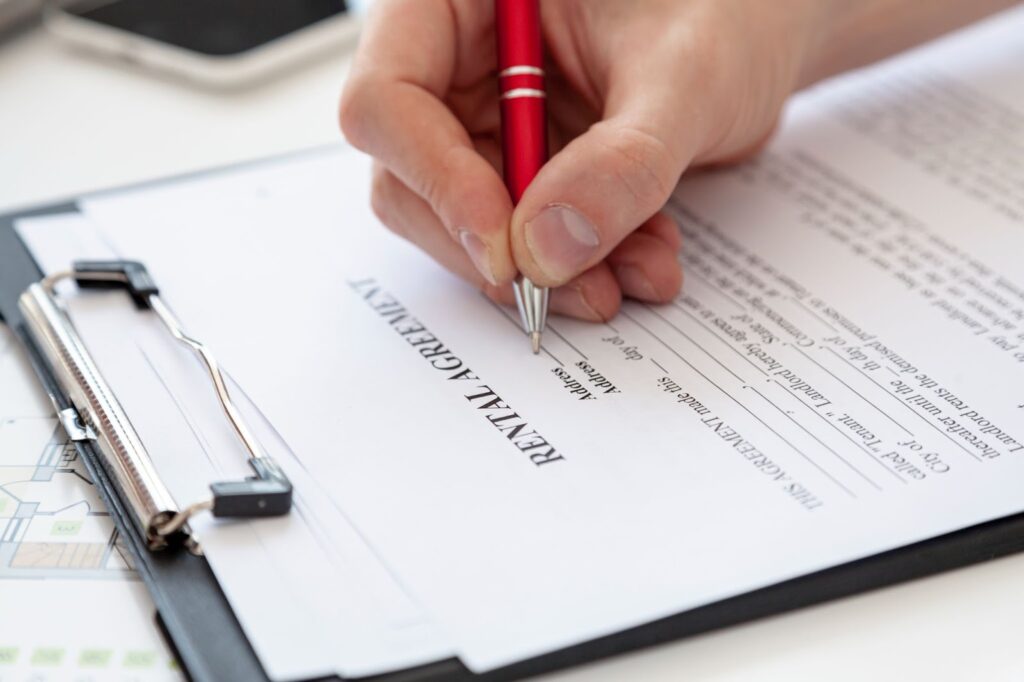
[496,0,548,203]
[499,94,547,202]
[496,0,542,72]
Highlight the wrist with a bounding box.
[797,0,1021,88]
[686,0,837,163]
[792,0,858,89]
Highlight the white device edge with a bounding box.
[44,3,361,88]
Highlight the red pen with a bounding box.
[496,0,550,354]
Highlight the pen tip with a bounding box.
[530,332,541,355]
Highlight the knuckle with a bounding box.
[416,147,461,229]
[578,280,621,323]
[338,79,374,150]
[369,167,401,234]
[418,170,445,220]
[603,125,677,210]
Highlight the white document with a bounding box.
[17,6,1024,677]
[16,213,455,681]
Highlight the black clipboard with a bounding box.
[3,154,1024,682]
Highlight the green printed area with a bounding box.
[123,649,157,668]
[30,647,64,666]
[79,648,113,667]
[0,647,18,664]
[50,520,83,536]
[0,498,8,514]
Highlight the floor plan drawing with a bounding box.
[0,421,135,581]
[0,324,179,681]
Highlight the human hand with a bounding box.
[339,0,972,320]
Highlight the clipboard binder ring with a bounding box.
[18,261,293,550]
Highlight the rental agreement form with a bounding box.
[17,7,1024,678]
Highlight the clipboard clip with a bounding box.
[19,260,292,550]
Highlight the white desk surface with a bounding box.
[2,25,1023,682]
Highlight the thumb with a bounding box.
[510,85,698,287]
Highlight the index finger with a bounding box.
[339,0,517,285]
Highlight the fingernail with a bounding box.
[459,230,498,285]
[552,284,604,321]
[615,264,659,300]
[525,205,600,281]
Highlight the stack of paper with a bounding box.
[16,7,1024,679]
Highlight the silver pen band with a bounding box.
[499,65,545,77]
[500,88,547,101]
